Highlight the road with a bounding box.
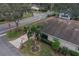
[0,12,49,56]
[0,36,22,56]
[0,12,48,34]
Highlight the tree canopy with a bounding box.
[0,3,32,21]
[53,3,79,19]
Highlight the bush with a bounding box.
[69,50,79,56]
[51,39,60,50]
[59,47,70,55]
[58,47,79,56]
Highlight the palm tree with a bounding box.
[27,24,42,51]
[23,24,42,51]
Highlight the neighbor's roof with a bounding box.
[37,17,79,45]
[31,6,39,10]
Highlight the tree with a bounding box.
[0,3,32,31]
[53,3,79,20]
[9,4,31,31]
[24,24,42,52]
[30,24,42,51]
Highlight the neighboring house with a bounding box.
[59,9,72,20]
[31,5,39,11]
[37,17,79,52]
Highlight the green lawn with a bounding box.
[20,39,55,56]
[6,28,24,41]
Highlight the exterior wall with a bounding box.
[48,34,79,52]
[48,34,54,41]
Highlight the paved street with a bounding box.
[0,12,48,34]
[0,36,22,56]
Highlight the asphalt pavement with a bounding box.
[0,36,22,56]
[0,12,48,34]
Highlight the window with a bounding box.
[41,33,48,40]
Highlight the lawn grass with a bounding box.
[20,39,54,56]
[6,28,24,41]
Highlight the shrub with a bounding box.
[59,47,70,55]
[59,47,79,56]
[51,39,60,51]
[69,50,79,56]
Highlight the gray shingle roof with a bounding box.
[37,17,79,45]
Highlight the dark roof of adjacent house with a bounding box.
[36,17,79,45]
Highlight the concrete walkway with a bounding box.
[9,34,28,48]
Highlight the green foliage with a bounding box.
[53,4,79,20]
[23,24,43,39]
[59,47,70,55]
[69,50,79,56]
[30,24,42,32]
[51,38,60,50]
[0,3,32,22]
[58,47,79,56]
[23,26,29,33]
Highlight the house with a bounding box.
[31,5,39,11]
[59,9,72,20]
[36,17,79,52]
